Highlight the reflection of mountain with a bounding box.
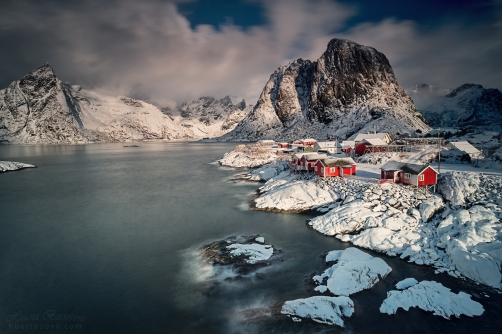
[221,38,430,141]
[163,96,253,139]
[420,84,502,132]
[0,64,190,144]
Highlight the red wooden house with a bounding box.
[301,138,317,147]
[277,142,289,148]
[355,138,388,156]
[314,158,357,177]
[299,153,328,171]
[380,161,439,186]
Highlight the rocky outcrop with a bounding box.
[222,38,430,141]
[420,83,502,132]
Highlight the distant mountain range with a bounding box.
[0,64,251,144]
[1,46,501,145]
[163,96,253,139]
[220,38,431,141]
[418,83,502,132]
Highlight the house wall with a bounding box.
[399,172,418,185]
[418,167,438,186]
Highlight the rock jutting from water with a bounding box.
[0,161,36,172]
[200,235,280,275]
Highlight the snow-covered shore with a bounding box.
[0,161,36,172]
[255,166,502,287]
[223,146,502,288]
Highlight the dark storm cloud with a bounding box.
[0,0,501,107]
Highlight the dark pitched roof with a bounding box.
[380,160,438,175]
[380,161,406,171]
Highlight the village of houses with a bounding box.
[219,131,502,296]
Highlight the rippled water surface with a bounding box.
[1,142,501,333]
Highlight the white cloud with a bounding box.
[0,0,501,107]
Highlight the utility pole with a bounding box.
[437,129,441,174]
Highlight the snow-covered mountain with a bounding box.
[221,38,430,141]
[0,64,191,144]
[164,96,253,139]
[419,84,502,132]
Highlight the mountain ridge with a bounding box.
[221,38,430,141]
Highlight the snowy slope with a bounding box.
[165,96,252,139]
[0,64,190,144]
[420,84,502,132]
[221,39,430,141]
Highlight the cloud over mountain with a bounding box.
[0,0,500,107]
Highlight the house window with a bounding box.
[419,174,424,181]
[330,167,335,172]
[315,166,318,172]
[405,173,411,179]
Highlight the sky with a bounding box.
[0,0,501,108]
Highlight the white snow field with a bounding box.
[0,161,36,172]
[281,296,354,327]
[380,280,484,319]
[312,248,392,296]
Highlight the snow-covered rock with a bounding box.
[308,201,383,235]
[313,248,391,296]
[395,278,418,290]
[219,145,280,168]
[419,195,444,222]
[226,243,274,264]
[221,38,429,141]
[253,179,337,212]
[380,280,484,319]
[248,160,289,181]
[0,161,36,172]
[281,296,354,327]
[351,228,421,255]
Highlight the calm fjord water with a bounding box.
[1,142,501,334]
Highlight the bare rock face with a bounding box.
[223,39,430,141]
[0,64,92,144]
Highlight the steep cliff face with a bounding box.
[420,84,502,132]
[0,64,91,144]
[0,64,189,144]
[165,95,252,138]
[223,39,430,141]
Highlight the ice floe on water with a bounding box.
[380,280,484,319]
[0,161,36,172]
[281,296,354,327]
[312,247,391,296]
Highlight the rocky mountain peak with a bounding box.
[420,83,502,132]
[222,38,429,141]
[446,83,483,98]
